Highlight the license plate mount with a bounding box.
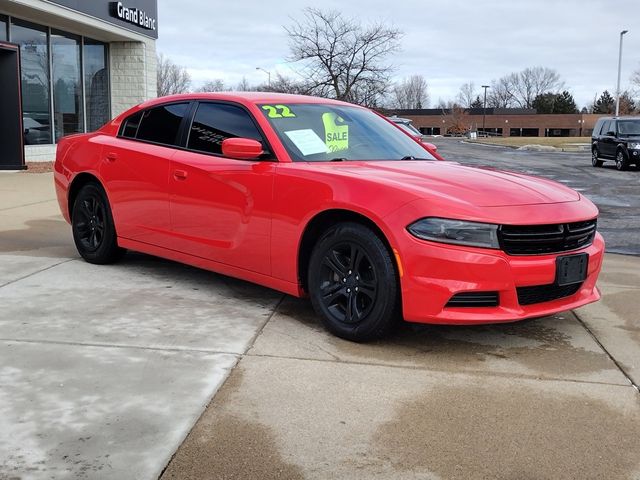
[556,253,588,286]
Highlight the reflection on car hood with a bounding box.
[311,160,581,207]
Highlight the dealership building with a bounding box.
[389,108,600,138]
[0,0,158,168]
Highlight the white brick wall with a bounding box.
[110,39,158,117]
[25,145,57,163]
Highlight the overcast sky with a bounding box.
[156,0,640,108]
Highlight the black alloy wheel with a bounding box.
[591,149,603,167]
[615,150,629,171]
[308,222,399,342]
[72,183,124,264]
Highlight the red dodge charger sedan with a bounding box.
[54,92,604,341]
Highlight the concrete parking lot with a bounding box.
[1,146,639,479]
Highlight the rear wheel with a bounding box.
[308,222,399,342]
[615,150,629,171]
[591,148,603,167]
[72,183,124,264]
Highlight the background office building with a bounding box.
[0,0,158,164]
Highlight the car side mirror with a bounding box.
[422,141,437,152]
[221,137,264,160]
[607,131,615,136]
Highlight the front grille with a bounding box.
[445,291,499,308]
[499,219,597,255]
[516,283,582,306]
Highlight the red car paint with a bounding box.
[54,92,603,324]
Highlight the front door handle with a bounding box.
[173,169,188,180]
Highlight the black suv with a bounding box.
[592,117,640,170]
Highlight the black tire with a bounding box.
[591,148,603,167]
[615,150,629,171]
[71,183,124,264]
[307,222,399,342]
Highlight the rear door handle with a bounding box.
[105,152,118,162]
[173,169,188,180]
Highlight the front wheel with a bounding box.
[307,222,399,342]
[72,183,124,264]
[591,149,603,167]
[615,150,629,171]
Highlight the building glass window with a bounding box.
[11,20,52,145]
[52,30,83,141]
[8,17,111,145]
[84,38,109,131]
[0,16,7,41]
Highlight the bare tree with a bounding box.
[156,53,191,97]
[632,67,640,89]
[456,82,476,108]
[508,66,563,108]
[441,104,470,135]
[285,8,402,104]
[631,67,640,102]
[392,75,429,109]
[257,73,313,95]
[236,77,251,91]
[196,79,227,92]
[487,76,515,108]
[487,67,563,109]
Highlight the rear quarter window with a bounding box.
[119,104,190,145]
[136,103,190,146]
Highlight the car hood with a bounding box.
[311,161,580,207]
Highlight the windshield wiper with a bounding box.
[331,157,347,161]
[401,155,431,160]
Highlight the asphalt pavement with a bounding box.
[0,159,638,480]
[429,137,640,255]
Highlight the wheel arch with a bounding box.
[297,208,400,293]
[67,172,103,218]
[616,144,628,156]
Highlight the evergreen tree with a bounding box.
[532,90,577,114]
[554,90,578,114]
[532,92,557,113]
[619,91,636,115]
[470,95,483,108]
[593,91,615,114]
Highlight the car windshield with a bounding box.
[617,120,640,136]
[396,122,422,137]
[259,103,436,162]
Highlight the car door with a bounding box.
[100,102,191,247]
[169,101,275,275]
[599,120,616,158]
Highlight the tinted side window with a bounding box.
[600,120,611,135]
[136,103,189,146]
[121,111,143,139]
[188,103,264,155]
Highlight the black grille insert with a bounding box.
[499,219,597,255]
[516,283,582,306]
[445,292,499,308]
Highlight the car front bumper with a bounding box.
[398,231,604,324]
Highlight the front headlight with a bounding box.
[407,217,500,249]
[628,142,640,149]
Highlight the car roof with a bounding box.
[136,92,360,110]
[597,116,640,121]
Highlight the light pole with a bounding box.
[481,85,490,136]
[255,67,271,88]
[615,29,628,117]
